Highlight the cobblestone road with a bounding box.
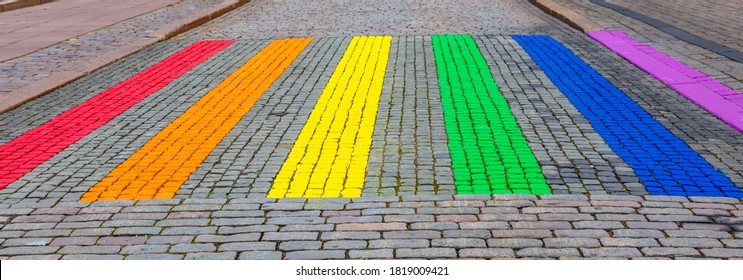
[1,0,742,259]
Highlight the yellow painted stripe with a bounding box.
[268,36,392,198]
[81,38,313,201]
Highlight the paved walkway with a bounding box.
[0,0,235,112]
[0,0,179,62]
[0,0,742,259]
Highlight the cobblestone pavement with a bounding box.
[0,0,228,95]
[1,0,743,259]
[178,0,576,39]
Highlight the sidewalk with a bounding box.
[0,0,179,61]
[0,0,248,113]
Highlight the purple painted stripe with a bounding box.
[588,30,743,133]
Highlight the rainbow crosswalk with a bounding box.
[0,34,740,201]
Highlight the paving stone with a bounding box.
[642,247,701,257]
[436,215,478,222]
[336,223,407,231]
[599,238,660,247]
[121,245,170,255]
[217,225,279,234]
[61,254,124,260]
[97,236,147,245]
[170,243,217,253]
[554,230,609,238]
[218,242,276,251]
[155,219,210,227]
[58,245,120,254]
[70,228,113,237]
[383,230,441,239]
[327,216,382,223]
[544,238,600,248]
[3,238,53,246]
[665,230,733,239]
[0,246,60,255]
[721,239,743,248]
[8,254,62,260]
[55,221,103,229]
[286,250,346,260]
[194,233,261,243]
[573,221,624,229]
[279,241,323,251]
[323,240,368,250]
[263,232,318,241]
[596,214,647,221]
[239,251,283,260]
[459,222,510,230]
[11,215,65,223]
[611,229,666,238]
[459,248,515,258]
[659,238,724,247]
[432,238,486,248]
[516,248,580,257]
[212,218,265,226]
[114,227,162,236]
[581,248,642,258]
[102,220,155,227]
[410,222,459,230]
[160,227,215,235]
[480,214,537,221]
[539,213,594,221]
[349,249,393,259]
[511,221,572,229]
[646,215,713,223]
[23,229,71,237]
[126,254,183,260]
[321,232,381,240]
[369,239,430,248]
[491,230,553,238]
[396,248,456,258]
[146,235,194,245]
[384,215,434,222]
[700,248,743,258]
[443,230,491,238]
[267,217,325,225]
[487,238,543,248]
[625,222,679,230]
[185,252,237,260]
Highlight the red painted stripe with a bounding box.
[0,40,236,189]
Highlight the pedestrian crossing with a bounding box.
[0,34,740,200]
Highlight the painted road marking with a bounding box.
[81,38,312,201]
[268,36,392,198]
[431,34,550,195]
[513,35,743,198]
[0,40,234,190]
[589,30,743,133]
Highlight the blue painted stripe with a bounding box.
[512,35,743,198]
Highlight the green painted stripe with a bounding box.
[431,34,550,195]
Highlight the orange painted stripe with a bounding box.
[81,38,313,201]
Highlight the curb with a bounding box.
[0,0,250,114]
[0,0,52,12]
[529,0,602,33]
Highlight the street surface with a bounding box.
[0,0,742,259]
